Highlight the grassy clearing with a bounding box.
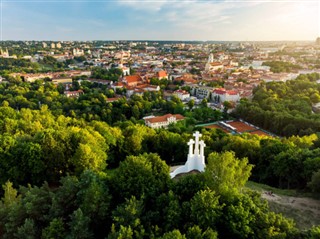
[246,181,320,229]
[268,200,320,230]
[245,181,317,198]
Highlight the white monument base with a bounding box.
[170,131,206,179]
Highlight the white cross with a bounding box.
[193,131,202,155]
[187,139,195,155]
[199,140,206,157]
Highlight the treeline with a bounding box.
[214,132,320,191]
[0,78,320,237]
[0,104,188,187]
[90,67,123,81]
[235,73,320,136]
[0,100,319,192]
[1,106,320,237]
[0,101,222,188]
[0,58,41,73]
[0,79,222,125]
[262,61,301,73]
[0,55,91,74]
[3,151,318,239]
[0,79,319,191]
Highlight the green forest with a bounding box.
[262,61,301,73]
[235,73,320,136]
[0,55,90,74]
[0,74,320,238]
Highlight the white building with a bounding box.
[64,90,84,98]
[173,89,190,101]
[211,88,240,103]
[205,54,224,72]
[73,48,85,56]
[143,85,160,92]
[126,85,160,98]
[144,114,185,129]
[192,86,212,99]
[114,50,130,60]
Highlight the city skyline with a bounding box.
[2,0,320,41]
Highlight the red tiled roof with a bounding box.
[135,84,149,89]
[114,82,124,87]
[175,114,185,120]
[210,62,223,66]
[157,70,167,78]
[174,89,189,94]
[181,78,197,84]
[228,121,255,133]
[124,75,142,83]
[213,88,238,95]
[106,97,120,102]
[213,88,226,95]
[226,90,238,95]
[145,114,184,124]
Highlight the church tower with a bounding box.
[208,53,214,63]
[205,53,214,72]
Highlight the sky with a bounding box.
[1,0,320,41]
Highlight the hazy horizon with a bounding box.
[1,39,317,43]
[2,0,320,41]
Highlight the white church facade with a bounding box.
[205,54,224,72]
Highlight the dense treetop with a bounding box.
[262,61,301,73]
[235,73,320,136]
[0,73,319,237]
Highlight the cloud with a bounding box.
[2,0,319,41]
[116,0,170,11]
[161,1,237,36]
[115,0,252,37]
[116,0,319,40]
[1,0,263,40]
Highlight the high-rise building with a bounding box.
[316,37,320,45]
[56,42,62,48]
[51,42,55,49]
[42,42,47,48]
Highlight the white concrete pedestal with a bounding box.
[170,131,206,178]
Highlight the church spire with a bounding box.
[208,53,214,63]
